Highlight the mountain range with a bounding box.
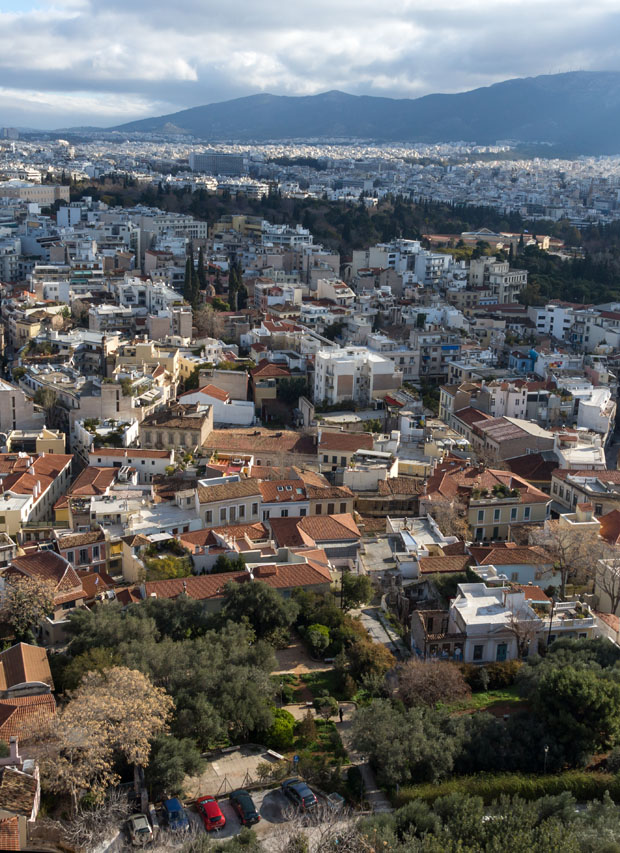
[109,71,620,154]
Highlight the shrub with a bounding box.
[305,623,330,657]
[296,710,318,746]
[264,708,296,752]
[394,771,620,807]
[461,660,521,691]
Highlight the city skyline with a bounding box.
[1,0,620,129]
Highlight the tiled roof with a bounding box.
[0,766,38,817]
[418,555,471,574]
[9,551,72,585]
[259,480,307,502]
[599,510,620,545]
[197,478,262,504]
[179,522,268,547]
[552,469,620,484]
[513,584,551,602]
[66,466,117,496]
[318,431,373,452]
[57,530,105,549]
[425,460,550,506]
[452,407,494,428]
[270,513,361,547]
[0,694,56,740]
[468,543,552,566]
[506,453,558,482]
[306,485,355,500]
[204,429,315,456]
[115,587,142,606]
[0,453,72,497]
[196,383,229,402]
[76,570,115,599]
[0,643,53,691]
[250,359,291,378]
[146,562,331,601]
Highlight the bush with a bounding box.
[461,660,521,691]
[394,771,620,807]
[398,659,471,708]
[296,710,318,746]
[305,623,330,657]
[264,708,296,752]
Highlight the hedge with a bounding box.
[394,771,620,807]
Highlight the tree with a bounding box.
[341,572,373,611]
[313,693,338,721]
[347,637,395,682]
[212,554,246,574]
[2,575,56,641]
[61,647,122,692]
[220,581,299,640]
[277,377,309,405]
[530,665,620,762]
[594,543,620,616]
[427,498,471,540]
[296,710,317,746]
[197,247,207,291]
[264,708,296,751]
[505,596,541,658]
[69,666,174,768]
[397,660,471,708]
[305,623,330,657]
[193,304,224,339]
[529,520,602,598]
[33,387,58,424]
[145,735,204,800]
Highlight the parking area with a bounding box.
[184,745,280,799]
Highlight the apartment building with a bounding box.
[314,347,402,406]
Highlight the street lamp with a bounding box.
[543,744,549,774]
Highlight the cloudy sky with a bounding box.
[1,0,619,129]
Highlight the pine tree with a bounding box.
[197,247,207,291]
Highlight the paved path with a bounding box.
[356,606,410,660]
[336,702,393,813]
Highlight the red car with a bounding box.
[196,796,226,831]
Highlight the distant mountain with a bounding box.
[109,72,620,153]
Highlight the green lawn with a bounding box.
[298,669,345,700]
[444,685,523,713]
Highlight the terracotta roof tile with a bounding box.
[197,478,262,503]
[0,766,38,817]
[259,480,307,502]
[318,431,373,452]
[0,643,53,692]
[204,429,315,457]
[0,694,56,740]
[419,555,471,574]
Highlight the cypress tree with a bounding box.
[197,247,207,291]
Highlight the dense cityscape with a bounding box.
[2,121,620,852]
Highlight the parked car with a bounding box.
[162,798,190,831]
[229,789,261,826]
[281,778,318,811]
[127,814,153,846]
[196,795,226,831]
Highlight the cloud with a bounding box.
[0,0,619,128]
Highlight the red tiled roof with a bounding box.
[468,544,553,566]
[452,407,494,428]
[180,383,229,402]
[318,431,373,452]
[179,522,268,548]
[599,509,620,545]
[419,555,471,574]
[259,480,307,502]
[204,429,315,456]
[0,694,56,740]
[0,643,53,691]
[513,584,551,602]
[146,562,331,600]
[250,359,291,379]
[0,453,72,498]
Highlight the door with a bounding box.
[496,643,507,662]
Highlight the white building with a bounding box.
[314,347,402,406]
[177,384,255,427]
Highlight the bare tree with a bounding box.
[427,497,471,540]
[529,520,602,599]
[594,544,620,616]
[504,594,541,658]
[1,575,56,641]
[193,304,225,340]
[397,659,471,707]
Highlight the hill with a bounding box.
[110,72,620,153]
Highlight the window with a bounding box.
[239,504,245,519]
[341,456,346,466]
[475,527,483,540]
[340,502,346,513]
[67,550,74,564]
[327,503,335,514]
[205,510,212,524]
[79,549,88,565]
[281,509,289,517]
[323,455,328,463]
[300,508,307,516]
[332,456,337,464]
[251,502,258,517]
[510,506,518,521]
[492,527,499,539]
[473,645,483,661]
[493,508,500,521]
[477,509,485,523]
[524,506,531,520]
[595,504,603,515]
[220,507,227,522]
[316,504,322,514]
[511,572,519,581]
[229,506,236,522]
[93,545,100,559]
[263,510,270,520]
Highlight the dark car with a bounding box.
[229,789,261,826]
[162,798,190,832]
[196,795,226,831]
[281,778,318,811]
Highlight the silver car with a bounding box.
[127,814,153,846]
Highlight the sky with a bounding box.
[1,0,619,129]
